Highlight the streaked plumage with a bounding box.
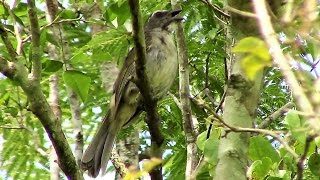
[81,10,182,177]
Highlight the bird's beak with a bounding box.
[169,9,183,21]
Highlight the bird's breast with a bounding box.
[145,31,178,99]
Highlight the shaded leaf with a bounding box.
[63,70,91,102]
[249,136,280,163]
[308,153,320,176]
[248,158,273,179]
[43,60,63,72]
[285,110,307,143]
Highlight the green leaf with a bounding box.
[0,5,5,15]
[249,136,280,163]
[13,3,28,17]
[4,107,18,117]
[266,177,283,180]
[63,70,91,102]
[315,137,320,147]
[285,110,307,143]
[248,158,273,179]
[196,131,207,151]
[203,138,219,165]
[40,30,47,47]
[46,32,60,47]
[92,48,113,61]
[43,60,63,72]
[308,153,320,176]
[208,29,217,39]
[59,9,77,19]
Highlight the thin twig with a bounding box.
[204,87,226,139]
[296,135,316,180]
[252,0,318,130]
[191,96,299,159]
[209,115,299,159]
[199,0,230,18]
[258,102,295,129]
[0,125,25,129]
[224,6,257,18]
[199,0,229,25]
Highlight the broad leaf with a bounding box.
[249,136,280,163]
[308,153,320,176]
[63,70,91,102]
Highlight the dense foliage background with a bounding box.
[1,0,320,180]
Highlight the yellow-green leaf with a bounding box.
[241,54,268,80]
[233,37,272,80]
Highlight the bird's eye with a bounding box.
[154,12,163,17]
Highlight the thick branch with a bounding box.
[128,1,163,179]
[171,1,199,179]
[27,0,42,81]
[0,24,17,61]
[0,57,16,78]
[128,0,163,146]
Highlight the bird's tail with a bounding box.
[81,112,119,177]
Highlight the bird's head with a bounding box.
[145,10,183,32]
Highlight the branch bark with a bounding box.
[128,1,163,179]
[171,1,199,179]
[27,0,41,82]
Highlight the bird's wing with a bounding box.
[112,48,137,114]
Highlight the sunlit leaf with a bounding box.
[241,54,267,80]
[196,131,207,151]
[232,37,272,80]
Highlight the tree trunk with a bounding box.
[214,1,263,179]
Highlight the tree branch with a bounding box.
[224,5,257,18]
[296,135,315,180]
[171,1,199,179]
[192,96,299,159]
[128,1,163,179]
[0,24,17,61]
[27,0,42,82]
[258,102,295,129]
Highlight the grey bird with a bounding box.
[81,9,183,177]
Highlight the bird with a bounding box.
[81,9,183,177]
